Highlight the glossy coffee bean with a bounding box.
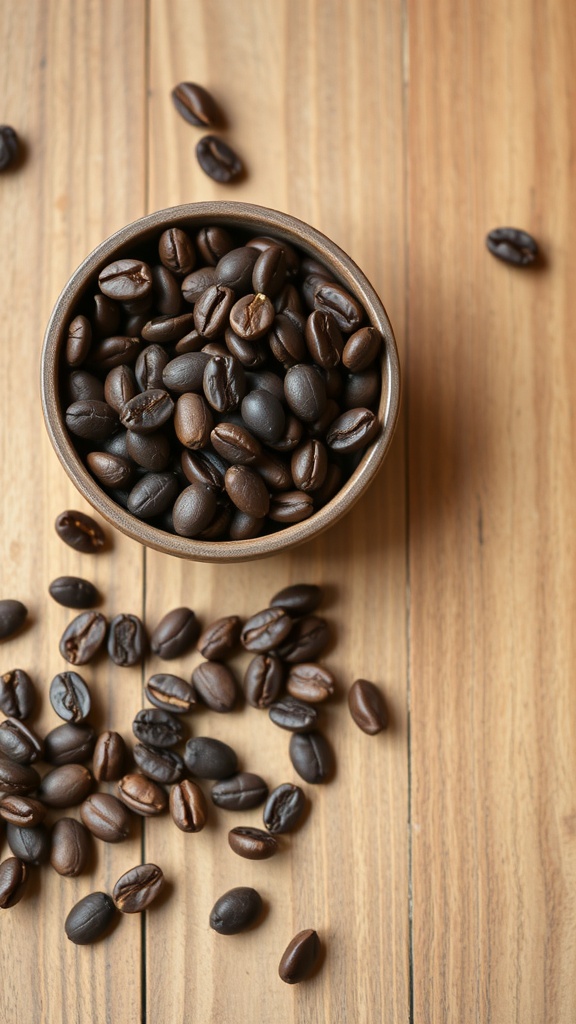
[65,399,119,440]
[49,671,91,722]
[171,82,221,127]
[326,407,379,453]
[126,430,171,471]
[229,510,265,540]
[50,817,91,877]
[268,490,314,523]
[486,226,539,266]
[120,388,174,433]
[65,892,116,944]
[135,343,169,391]
[162,351,210,392]
[267,414,303,453]
[305,309,343,368]
[141,314,195,345]
[286,663,335,703]
[49,575,99,610]
[194,284,235,338]
[87,452,132,489]
[38,764,92,808]
[184,736,238,779]
[342,365,380,410]
[269,695,318,732]
[224,465,269,518]
[113,863,164,913]
[203,354,245,412]
[313,280,364,332]
[150,607,199,659]
[278,929,321,984]
[80,793,131,842]
[92,293,121,337]
[197,615,241,660]
[66,315,92,367]
[6,823,51,864]
[243,653,283,708]
[263,783,306,834]
[191,661,237,712]
[170,779,207,832]
[133,744,184,785]
[145,673,196,714]
[224,326,267,368]
[173,483,217,536]
[0,669,34,719]
[252,244,287,297]
[0,796,46,828]
[55,510,105,553]
[211,772,268,811]
[104,363,138,411]
[277,616,330,663]
[0,755,40,795]
[0,718,43,764]
[99,259,153,301]
[196,135,243,183]
[0,600,27,641]
[348,678,388,734]
[289,731,334,784]
[229,293,275,341]
[127,472,179,519]
[269,583,322,616]
[268,313,306,368]
[342,326,381,372]
[174,393,214,449]
[44,723,96,765]
[89,335,140,370]
[241,608,293,653]
[291,439,328,492]
[159,226,196,276]
[59,612,107,665]
[240,390,285,444]
[66,370,105,403]
[210,421,262,464]
[209,886,263,934]
[132,708,183,749]
[0,857,27,908]
[117,773,167,816]
[92,731,126,781]
[228,826,278,861]
[107,614,147,667]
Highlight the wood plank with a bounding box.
[146,1,408,1022]
[407,0,576,1020]
[0,2,146,1022]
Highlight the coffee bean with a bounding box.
[152,265,182,316]
[0,796,46,828]
[268,695,318,732]
[252,245,287,297]
[289,731,334,784]
[55,510,105,553]
[158,228,194,279]
[92,730,126,782]
[50,818,91,877]
[211,421,262,464]
[278,615,330,662]
[127,472,179,519]
[102,429,131,459]
[227,826,278,861]
[65,892,116,944]
[169,779,207,832]
[203,354,246,413]
[59,611,107,665]
[113,863,164,913]
[224,326,267,368]
[171,82,221,127]
[0,718,43,764]
[0,669,34,719]
[241,608,293,652]
[117,773,167,816]
[6,823,51,864]
[268,314,306,368]
[191,661,237,712]
[255,452,293,492]
[278,928,321,984]
[348,678,388,734]
[0,754,40,795]
[194,284,235,338]
[263,783,306,834]
[92,293,121,337]
[174,393,214,449]
[172,482,217,536]
[0,600,27,641]
[284,364,327,423]
[224,465,269,518]
[38,764,92,808]
[162,352,210,394]
[268,490,314,523]
[99,258,153,301]
[49,671,91,722]
[305,310,343,369]
[211,772,268,811]
[229,293,275,341]
[286,663,335,703]
[326,407,379,453]
[133,744,184,785]
[267,414,303,453]
[196,135,243,183]
[181,263,217,301]
[313,462,343,506]
[67,369,105,403]
[246,368,285,404]
[197,615,241,660]
[150,607,199,659]
[0,125,19,171]
[184,736,237,779]
[291,439,328,492]
[126,430,171,471]
[240,390,285,444]
[65,399,118,440]
[486,227,539,266]
[120,388,174,434]
[313,280,364,332]
[132,708,183,748]
[89,335,140,370]
[0,857,27,908]
[44,723,96,765]
[145,673,196,714]
[209,887,263,934]
[244,653,284,708]
[229,510,265,540]
[135,343,170,390]
[66,315,92,367]
[80,793,131,842]
[342,326,381,372]
[107,613,147,667]
[269,583,322,616]
[87,451,135,489]
[196,225,235,265]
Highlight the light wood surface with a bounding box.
[0,1,574,1022]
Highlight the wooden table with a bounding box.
[1,1,575,1021]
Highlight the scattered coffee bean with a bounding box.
[191,661,237,712]
[44,723,96,765]
[286,663,335,703]
[145,673,196,714]
[171,82,221,127]
[278,928,321,984]
[134,743,185,785]
[0,600,27,641]
[270,583,322,616]
[486,226,539,266]
[268,695,318,732]
[0,754,40,795]
[196,135,243,183]
[92,730,126,781]
[209,886,263,934]
[48,576,99,609]
[150,606,199,658]
[278,615,330,663]
[0,126,19,171]
[49,671,91,722]
[289,731,334,784]
[80,793,131,842]
[117,773,167,816]
[6,822,51,864]
[50,817,91,877]
[59,611,107,665]
[113,863,164,913]
[0,718,43,764]
[169,779,207,832]
[107,613,147,666]
[0,669,35,719]
[0,857,27,908]
[132,708,184,748]
[240,607,293,652]
[0,796,46,828]
[263,782,306,834]
[183,736,238,779]
[243,653,283,708]
[65,891,116,944]
[38,764,92,808]
[211,772,268,811]
[227,826,278,861]
[348,678,388,734]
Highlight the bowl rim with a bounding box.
[41,200,401,562]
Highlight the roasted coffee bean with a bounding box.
[80,792,131,842]
[191,661,237,712]
[0,669,34,719]
[49,671,91,722]
[252,244,287,297]
[173,482,217,536]
[286,663,335,703]
[244,653,283,708]
[309,397,340,438]
[65,399,118,440]
[107,613,147,667]
[89,335,140,370]
[270,583,322,616]
[0,125,19,170]
[197,615,241,660]
[104,365,138,412]
[247,235,300,275]
[274,281,303,314]
[145,673,196,714]
[151,264,182,315]
[44,723,95,765]
[313,461,343,506]
[0,754,40,795]
[133,744,184,785]
[289,731,334,784]
[92,730,126,782]
[209,886,263,934]
[6,823,50,864]
[120,388,174,433]
[194,284,235,338]
[125,312,149,336]
[326,407,379,453]
[126,429,171,471]
[127,472,179,518]
[59,611,107,665]
[252,452,293,492]
[150,607,199,659]
[267,413,303,453]
[302,272,333,309]
[65,892,116,944]
[67,369,105,403]
[224,326,267,368]
[278,615,330,662]
[268,695,318,732]
[241,608,293,652]
[170,779,207,832]
[92,293,121,337]
[0,857,27,908]
[50,817,91,877]
[305,310,343,368]
[342,365,380,410]
[486,226,539,266]
[99,259,153,301]
[291,439,328,492]
[135,343,169,391]
[211,772,268,811]
[117,773,167,816]
[246,368,285,403]
[0,600,27,642]
[225,465,269,518]
[113,863,164,913]
[142,314,197,347]
[313,280,364,332]
[196,135,243,183]
[182,269,217,308]
[342,326,381,372]
[348,678,388,734]
[203,354,246,412]
[284,364,327,423]
[278,929,321,984]
[132,708,183,749]
[229,293,275,341]
[55,510,105,553]
[38,764,92,808]
[174,393,214,449]
[102,428,131,459]
[229,510,265,540]
[228,826,278,861]
[196,225,235,266]
[159,226,196,277]
[210,422,261,465]
[184,736,237,779]
[268,313,306,368]
[0,718,43,764]
[66,315,92,367]
[214,246,258,294]
[172,81,221,127]
[240,390,285,444]
[0,796,46,828]
[87,451,135,489]
[268,490,314,523]
[263,783,306,834]
[162,352,210,394]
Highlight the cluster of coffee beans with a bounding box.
[171,81,243,184]
[61,223,383,541]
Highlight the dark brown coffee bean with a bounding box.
[268,695,318,732]
[135,344,170,392]
[289,731,334,784]
[286,663,335,703]
[38,764,92,808]
[192,662,237,712]
[107,614,147,667]
[55,510,105,553]
[224,326,267,368]
[486,227,539,266]
[211,772,268,811]
[246,368,285,403]
[66,315,92,367]
[203,354,246,412]
[67,369,105,403]
[279,929,321,983]
[196,225,235,265]
[80,792,131,842]
[59,611,107,665]
[253,452,293,492]
[152,264,182,316]
[214,245,258,294]
[252,245,287,297]
[313,280,364,332]
[227,826,278,860]
[104,365,138,412]
[99,259,153,301]
[305,310,343,369]
[181,450,225,490]
[49,671,91,722]
[268,314,306,368]
[244,653,283,708]
[65,892,116,944]
[270,583,322,616]
[313,461,343,506]
[173,482,217,537]
[92,293,121,337]
[0,796,46,828]
[0,126,19,170]
[209,887,263,934]
[225,465,269,517]
[132,708,183,748]
[145,674,196,714]
[241,608,293,652]
[142,313,196,346]
[126,430,171,471]
[240,390,285,444]
[342,326,381,372]
[182,268,217,307]
[211,422,262,463]
[326,407,379,453]
[174,393,214,449]
[302,272,333,309]
[172,81,221,126]
[268,491,314,523]
[0,857,27,908]
[247,235,300,276]
[89,335,140,370]
[6,823,50,864]
[263,783,306,834]
[197,616,241,660]
[348,678,388,734]
[117,773,167,816]
[274,281,303,314]
[184,736,237,779]
[228,292,275,342]
[159,226,196,276]
[291,439,328,492]
[175,329,203,355]
[127,472,179,518]
[113,863,164,913]
[194,284,235,338]
[120,388,174,434]
[196,135,243,183]
[267,413,303,453]
[92,731,126,782]
[278,615,330,662]
[229,510,265,540]
[65,399,118,440]
[0,669,34,719]
[284,364,327,423]
[50,817,91,877]
[125,312,149,336]
[163,353,210,395]
[0,719,43,764]
[87,451,135,489]
[133,744,184,785]
[150,607,199,659]
[308,397,340,439]
[44,723,96,765]
[170,779,207,832]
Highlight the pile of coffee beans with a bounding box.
[61,223,383,541]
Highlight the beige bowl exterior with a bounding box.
[41,201,401,562]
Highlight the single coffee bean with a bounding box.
[113,863,164,913]
[268,313,306,368]
[209,886,263,934]
[170,779,207,832]
[38,764,92,808]
[162,351,210,394]
[159,226,196,276]
[135,343,169,390]
[172,483,218,537]
[0,754,40,795]
[44,723,96,765]
[305,309,343,368]
[120,388,174,434]
[229,510,265,540]
[92,293,121,337]
[0,796,46,828]
[103,365,137,412]
[107,614,147,667]
[65,891,116,944]
[89,335,140,370]
[171,81,221,127]
[240,390,285,444]
[267,413,303,453]
[0,125,19,170]
[268,490,314,523]
[252,452,293,492]
[246,368,285,404]
[229,293,275,341]
[274,281,303,314]
[211,772,268,811]
[59,611,107,665]
[0,857,27,908]
[6,823,51,864]
[326,407,379,453]
[197,615,241,660]
[0,600,27,641]
[80,793,131,842]
[244,653,283,708]
[101,429,131,459]
[486,226,539,266]
[286,663,335,703]
[145,673,196,714]
[0,718,43,764]
[50,817,91,877]
[66,315,92,367]
[174,392,214,449]
[117,773,167,816]
[269,583,322,616]
[132,708,183,748]
[67,369,105,403]
[291,439,328,492]
[263,783,306,834]
[348,678,388,734]
[284,364,327,423]
[210,422,262,464]
[133,744,184,785]
[142,314,197,347]
[278,616,330,662]
[92,730,126,782]
[241,608,293,652]
[191,661,237,712]
[49,671,91,722]
[342,325,381,372]
[278,928,321,984]
[126,430,171,471]
[65,399,119,440]
[150,607,199,659]
[225,325,267,368]
[99,258,153,301]
[203,353,246,412]
[214,246,258,295]
[127,472,179,519]
[224,465,270,518]
[87,451,135,489]
[313,280,364,332]
[252,244,287,297]
[152,265,183,317]
[228,826,278,861]
[184,736,238,779]
[289,731,334,784]
[0,669,34,719]
[194,284,235,338]
[268,695,318,732]
[55,510,105,553]
[196,225,235,265]
[196,135,243,183]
